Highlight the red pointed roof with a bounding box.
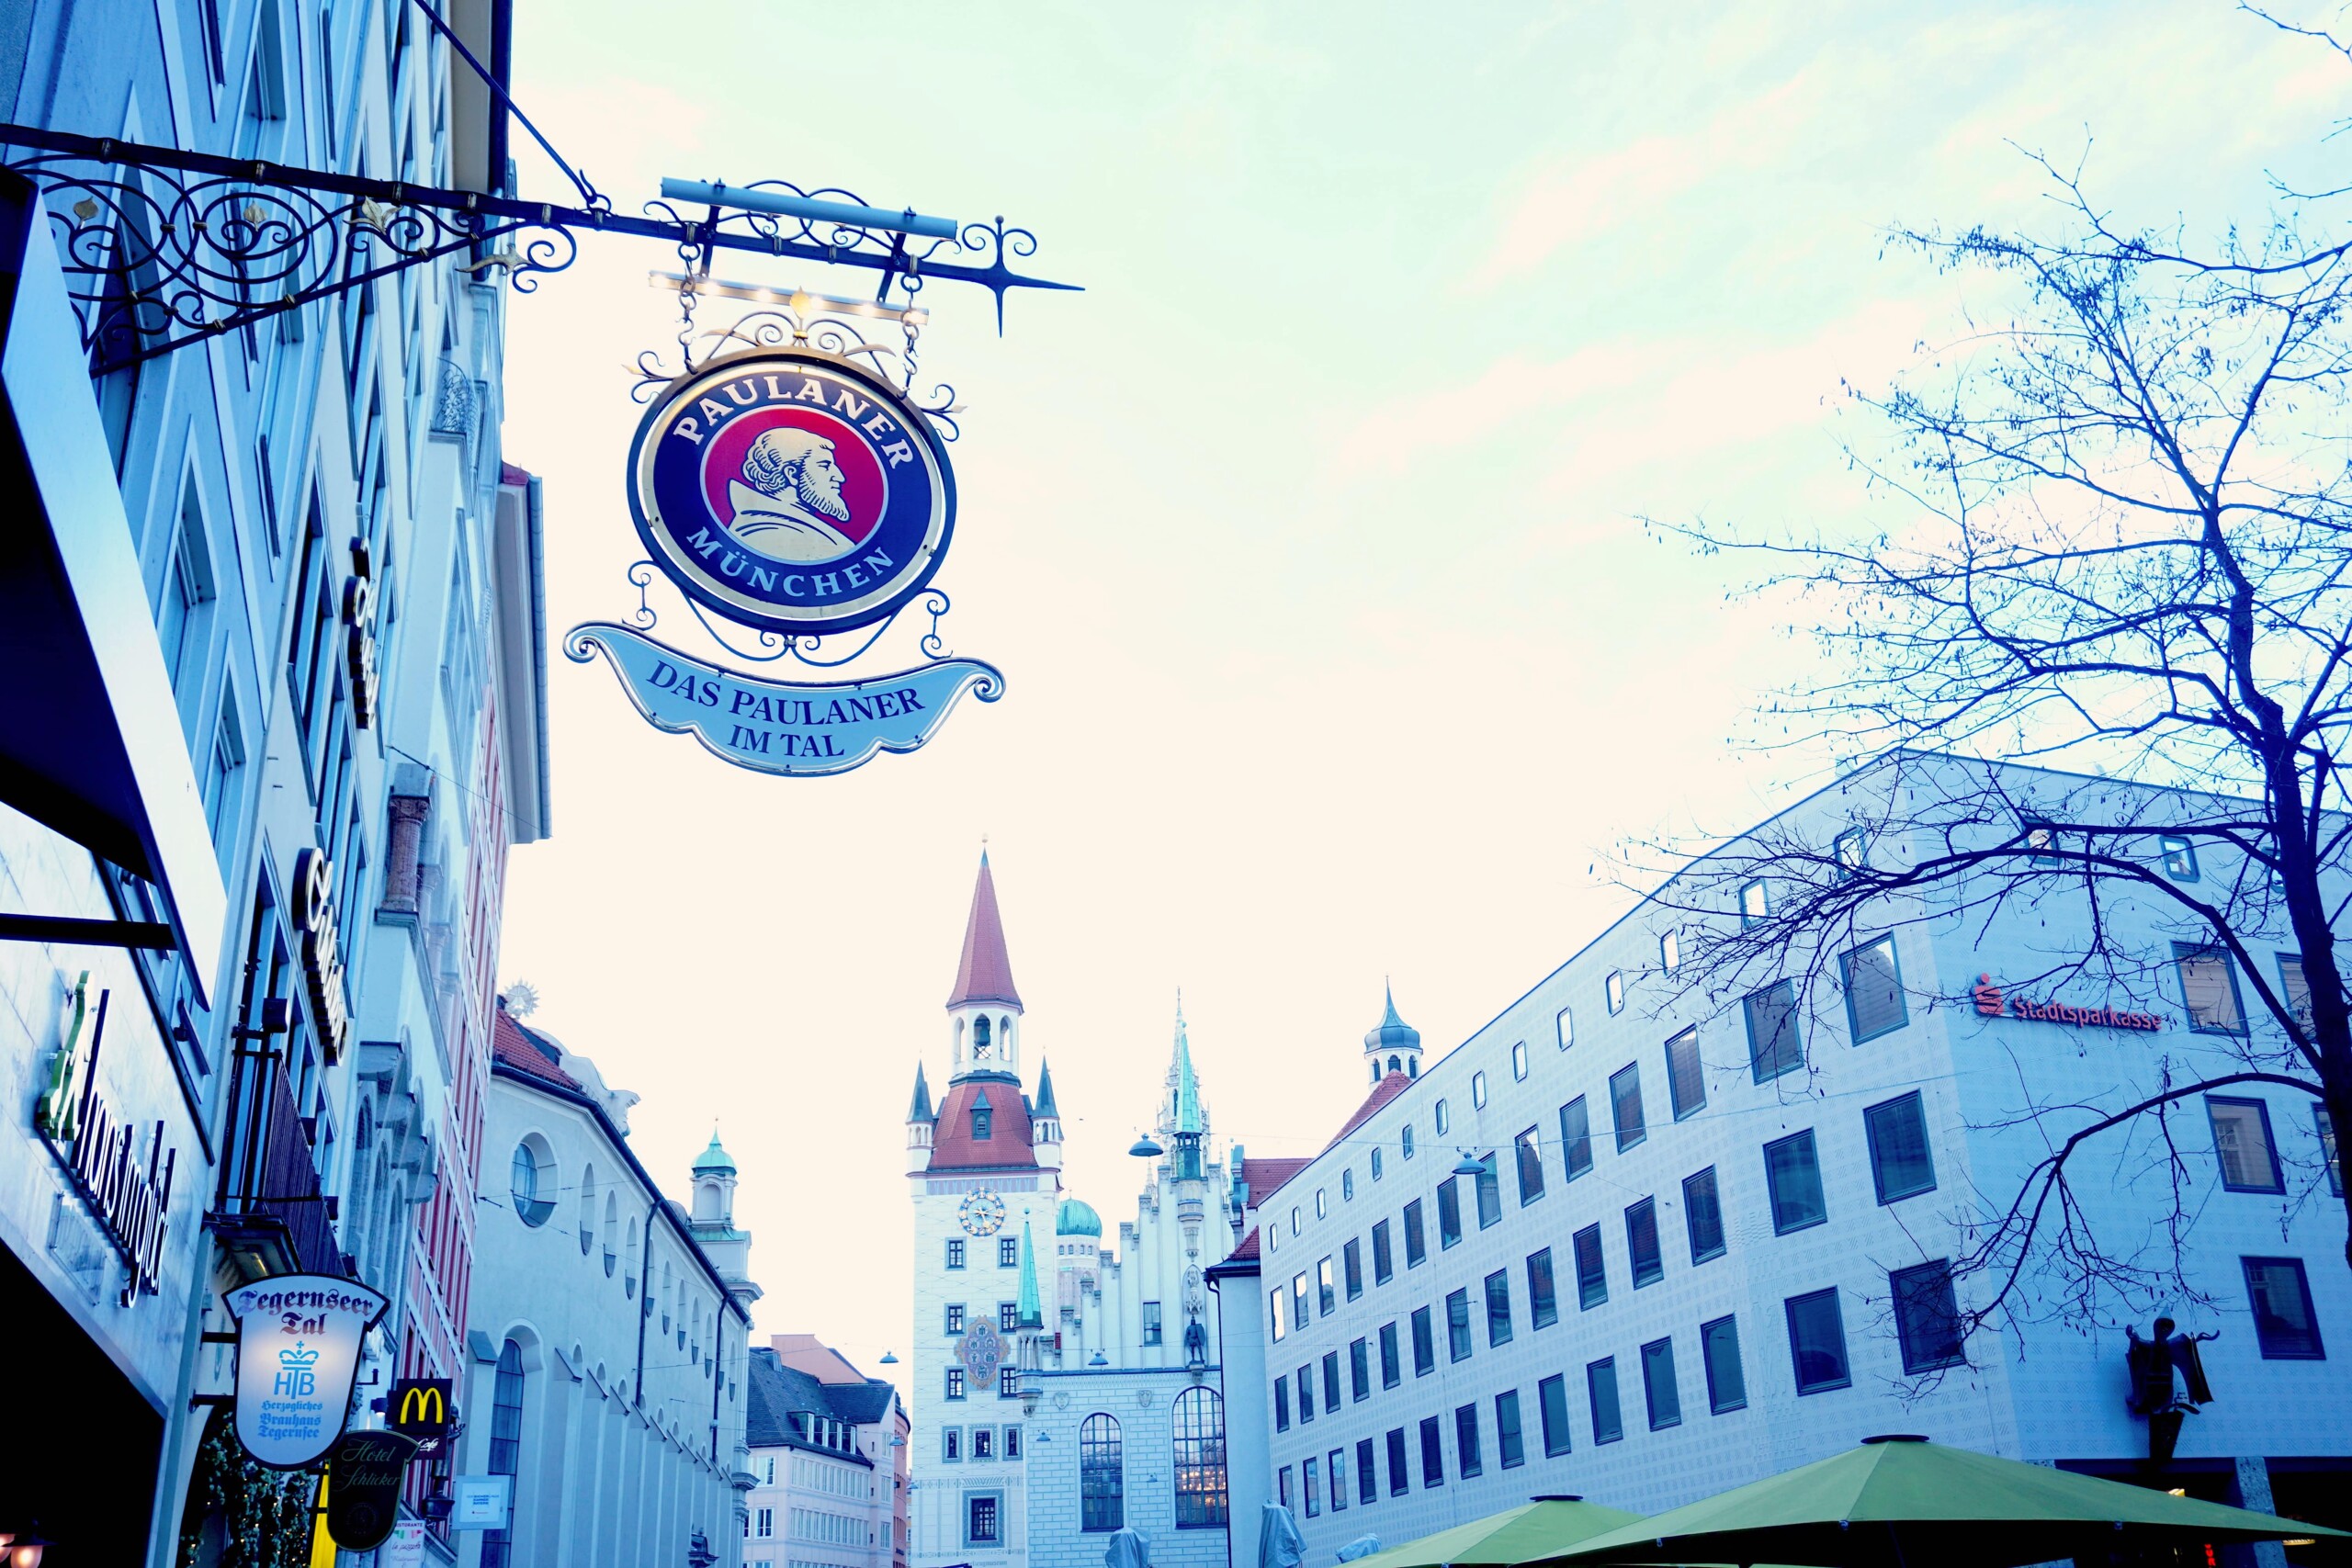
[946,852,1023,1010]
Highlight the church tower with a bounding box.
[1363,981,1423,1084]
[906,853,1058,1568]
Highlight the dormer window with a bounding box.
[971,1089,993,1141]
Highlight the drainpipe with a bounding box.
[634,1201,655,1407]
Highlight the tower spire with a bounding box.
[946,850,1022,1010]
[1015,1218,1044,1329]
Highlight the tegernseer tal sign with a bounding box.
[225,1273,388,1468]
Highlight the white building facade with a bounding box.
[458,1003,757,1568]
[744,1336,899,1568]
[1229,753,2349,1562]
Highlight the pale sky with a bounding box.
[492,2,2346,1390]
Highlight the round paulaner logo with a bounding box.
[628,347,956,637]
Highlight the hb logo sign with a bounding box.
[389,1378,455,1448]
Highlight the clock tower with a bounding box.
[906,852,1061,1568]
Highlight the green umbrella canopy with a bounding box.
[1542,1438,2344,1568]
[1350,1496,1645,1568]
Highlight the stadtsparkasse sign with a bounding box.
[628,346,954,638]
[1973,974,2166,1032]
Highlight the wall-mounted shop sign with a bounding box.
[1973,974,2166,1032]
[388,1376,456,1450]
[628,347,955,637]
[33,972,176,1303]
[225,1273,389,1468]
[325,1427,419,1551]
[344,538,380,728]
[567,623,1001,776]
[290,849,351,1062]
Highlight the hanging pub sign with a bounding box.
[388,1376,456,1450]
[225,1273,388,1469]
[567,623,1001,776]
[324,1428,420,1551]
[628,346,955,638]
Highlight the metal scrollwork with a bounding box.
[625,558,956,672]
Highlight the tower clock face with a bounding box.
[957,1190,1007,1236]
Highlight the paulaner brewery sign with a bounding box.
[226,1274,388,1468]
[628,347,954,637]
[34,972,177,1303]
[1973,975,2166,1032]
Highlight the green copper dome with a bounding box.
[1057,1198,1102,1237]
[693,1130,737,1176]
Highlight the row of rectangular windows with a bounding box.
[943,1238,1024,1269]
[942,1368,1025,1400]
[938,1426,1022,1461]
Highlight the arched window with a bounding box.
[511,1137,552,1226]
[624,1217,639,1297]
[1079,1414,1123,1532]
[1172,1387,1227,1528]
[973,1014,992,1053]
[579,1162,596,1254]
[481,1338,526,1568]
[603,1192,619,1277]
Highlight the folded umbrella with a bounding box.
[1540,1436,2343,1568]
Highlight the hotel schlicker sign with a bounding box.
[572,344,1002,776]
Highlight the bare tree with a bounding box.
[1635,81,2352,1342]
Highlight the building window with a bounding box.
[1403,1200,1426,1267]
[1833,827,1868,876]
[1446,1288,1474,1361]
[1472,1070,1488,1109]
[1379,1321,1401,1387]
[1080,1414,1124,1530]
[1559,1097,1593,1179]
[1605,970,1626,1015]
[1701,1314,1747,1413]
[1557,1006,1575,1050]
[2320,1108,2342,1197]
[1660,930,1681,973]
[1303,1456,1320,1517]
[945,1369,966,1400]
[1475,1154,1502,1228]
[1293,1271,1310,1329]
[1738,878,1770,927]
[1610,1063,1645,1152]
[1665,1029,1705,1120]
[480,1339,526,1568]
[1172,1387,1227,1528]
[1322,1351,1341,1410]
[1343,1238,1363,1300]
[1438,1175,1464,1248]
[1372,1148,1385,1181]
[1317,1258,1337,1315]
[2175,945,2248,1034]
[1419,1416,1445,1487]
[511,1139,552,1227]
[970,1100,992,1140]
[2022,817,2060,863]
[2278,954,2314,1032]
[1841,935,1907,1043]
[1356,1437,1378,1505]
[945,1304,966,1335]
[2209,1097,2284,1192]
[1350,1337,1370,1401]
[1485,1269,1514,1347]
[1372,1219,1394,1283]
[1641,1337,1681,1429]
[1270,1284,1286,1344]
[1454,1403,1483,1478]
[1277,1466,1292,1511]
[1266,1224,1278,1255]
[1000,1303,1020,1333]
[1684,1167,1726,1264]
[756,1506,774,1538]
[2159,834,2199,880]
[1402,1123,1415,1159]
[1745,980,1804,1083]
[973,1427,994,1460]
[946,1239,966,1269]
[1624,1197,1663,1287]
[1006,1426,1022,1459]
[1411,1305,1436,1376]
[1296,1362,1314,1421]
[1327,1447,1349,1512]
[1573,1224,1608,1309]
[1514,1127,1544,1205]
[999,1237,1020,1268]
[999,1368,1021,1398]
[1317,1189,1329,1219]
[1274,1375,1290,1432]
[1785,1288,1851,1393]
[1765,1130,1828,1234]
[1865,1092,1937,1203]
[2245,1257,2325,1359]
[1343,1168,1355,1201]
[1526,1247,1558,1329]
[1512,1040,1530,1080]
[1143,1301,1164,1345]
[1538,1373,1572,1457]
[1434,1100,1450,1137]
[1892,1261,1966,1373]
[967,1495,1000,1546]
[1587,1357,1623,1444]
[1385,1427,1409,1495]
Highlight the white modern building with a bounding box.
[744,1335,901,1568]
[456,1001,759,1568]
[906,855,1242,1568]
[1220,752,2349,1562]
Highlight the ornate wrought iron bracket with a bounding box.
[0,123,1078,374]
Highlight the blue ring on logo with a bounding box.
[628,346,956,637]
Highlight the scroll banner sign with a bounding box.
[326,1428,419,1551]
[568,623,1002,777]
[225,1273,389,1469]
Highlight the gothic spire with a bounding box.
[946,850,1023,1010]
[1034,1058,1058,1119]
[907,1061,934,1123]
[1015,1217,1044,1329]
[1171,996,1203,1136]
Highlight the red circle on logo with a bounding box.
[698,407,887,549]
